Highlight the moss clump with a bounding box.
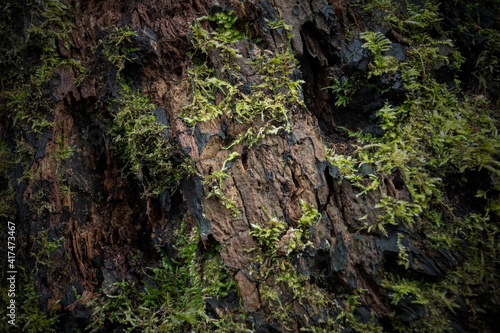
[92,25,139,79]
[182,10,306,224]
[246,200,378,331]
[109,82,196,195]
[182,13,304,141]
[324,0,500,331]
[88,222,248,333]
[0,0,84,132]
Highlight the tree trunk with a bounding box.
[1,0,499,332]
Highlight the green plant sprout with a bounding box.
[203,152,241,217]
[322,78,355,107]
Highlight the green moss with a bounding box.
[182,13,304,137]
[92,26,139,79]
[182,11,306,220]
[109,82,196,195]
[0,269,60,333]
[0,139,16,224]
[382,277,457,333]
[203,152,241,217]
[0,0,84,132]
[88,221,247,333]
[360,31,399,77]
[321,78,356,107]
[31,230,65,279]
[328,1,500,331]
[246,201,367,331]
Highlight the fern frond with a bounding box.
[360,31,392,55]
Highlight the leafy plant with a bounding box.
[182,12,304,137]
[325,149,380,196]
[382,277,457,333]
[336,289,383,333]
[208,10,244,42]
[360,31,399,77]
[322,78,355,107]
[335,1,500,331]
[32,230,64,277]
[247,201,340,330]
[369,195,422,236]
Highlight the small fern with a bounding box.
[359,31,392,55]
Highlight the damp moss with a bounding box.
[108,82,196,195]
[88,221,249,333]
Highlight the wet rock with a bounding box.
[194,125,212,154]
[340,39,371,73]
[395,297,426,322]
[61,281,84,308]
[35,128,53,159]
[101,269,119,296]
[355,306,375,324]
[358,163,375,177]
[377,231,442,279]
[152,106,169,138]
[331,233,348,272]
[181,176,213,241]
[384,43,405,62]
[72,303,92,320]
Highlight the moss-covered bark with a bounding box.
[1,0,499,332]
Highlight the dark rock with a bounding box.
[363,123,385,137]
[358,163,375,177]
[152,106,169,138]
[61,281,84,307]
[396,297,426,322]
[194,125,211,154]
[181,176,213,241]
[355,306,373,324]
[316,160,340,182]
[348,273,357,289]
[349,85,384,116]
[331,233,348,272]
[258,0,280,35]
[159,191,171,213]
[320,5,335,21]
[238,81,254,95]
[143,25,158,43]
[35,128,53,159]
[64,321,81,333]
[384,43,405,62]
[101,269,119,295]
[340,39,371,73]
[377,231,442,278]
[409,249,442,278]
[286,132,297,146]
